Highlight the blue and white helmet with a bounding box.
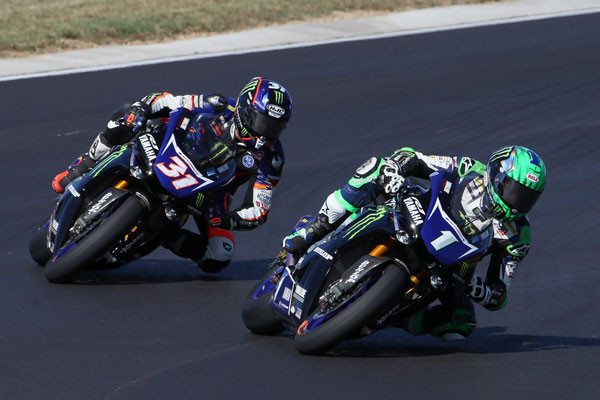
[234,77,292,143]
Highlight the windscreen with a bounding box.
[175,114,235,171]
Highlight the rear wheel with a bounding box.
[294,264,407,355]
[241,264,285,335]
[29,221,52,266]
[44,196,146,283]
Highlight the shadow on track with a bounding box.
[324,326,600,357]
[32,258,273,285]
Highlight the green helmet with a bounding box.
[483,146,546,222]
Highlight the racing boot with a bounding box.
[163,228,235,273]
[163,229,207,261]
[51,133,112,193]
[196,227,235,273]
[398,286,477,341]
[51,154,95,193]
[282,213,333,257]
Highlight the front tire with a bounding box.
[29,221,52,266]
[241,266,285,335]
[294,264,407,355]
[44,196,146,283]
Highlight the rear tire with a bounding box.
[242,267,285,335]
[29,221,52,266]
[44,196,145,283]
[294,264,407,355]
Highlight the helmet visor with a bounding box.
[494,173,542,213]
[242,107,287,140]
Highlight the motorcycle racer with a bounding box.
[51,77,292,272]
[284,146,546,340]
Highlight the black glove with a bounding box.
[204,94,228,113]
[230,212,263,231]
[124,101,151,133]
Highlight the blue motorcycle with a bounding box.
[29,108,236,283]
[242,171,494,354]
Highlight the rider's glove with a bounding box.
[124,101,151,133]
[467,274,492,305]
[379,159,405,195]
[204,94,229,113]
[230,212,263,231]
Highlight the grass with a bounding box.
[0,0,504,58]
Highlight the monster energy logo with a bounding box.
[240,80,259,96]
[343,208,387,240]
[458,262,470,277]
[489,147,512,162]
[274,91,284,104]
[195,193,205,208]
[90,146,128,178]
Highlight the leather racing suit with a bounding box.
[285,147,532,339]
[58,92,284,272]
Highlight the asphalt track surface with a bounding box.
[1,13,599,400]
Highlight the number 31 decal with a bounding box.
[156,156,199,190]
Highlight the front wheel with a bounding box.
[44,196,146,283]
[294,264,408,355]
[29,221,52,266]
[241,264,285,335]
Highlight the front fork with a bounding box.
[366,239,422,298]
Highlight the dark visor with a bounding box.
[243,107,287,139]
[495,175,541,213]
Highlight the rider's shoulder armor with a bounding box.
[457,157,486,177]
[348,157,384,189]
[355,157,379,177]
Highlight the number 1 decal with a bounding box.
[156,156,199,190]
[430,230,458,251]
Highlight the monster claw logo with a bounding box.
[240,79,259,96]
[489,147,513,162]
[274,91,284,104]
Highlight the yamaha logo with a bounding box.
[139,134,159,162]
[403,197,425,225]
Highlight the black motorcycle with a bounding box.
[242,172,493,354]
[29,108,235,283]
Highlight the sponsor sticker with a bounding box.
[314,247,333,260]
[403,197,425,225]
[444,181,453,194]
[180,117,189,130]
[139,134,159,162]
[346,260,370,284]
[526,173,539,183]
[266,104,285,118]
[242,154,255,168]
[87,191,113,215]
[294,285,307,299]
[67,184,80,198]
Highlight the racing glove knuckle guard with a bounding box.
[379,159,405,195]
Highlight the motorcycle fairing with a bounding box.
[421,171,491,265]
[272,207,398,327]
[50,146,132,254]
[154,109,236,199]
